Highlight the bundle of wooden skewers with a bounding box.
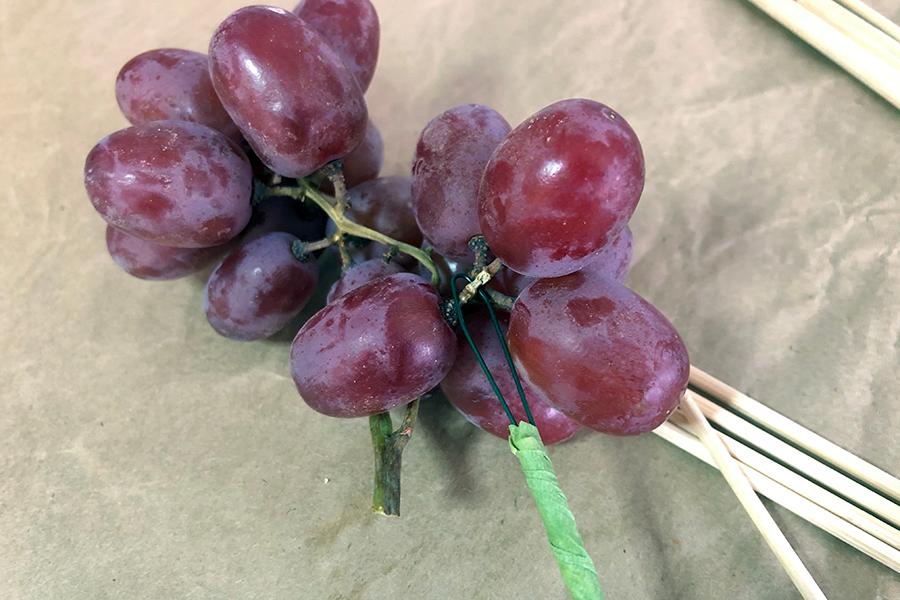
[656,368,899,599]
[744,0,900,108]
[653,4,899,596]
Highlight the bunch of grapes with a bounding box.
[84,1,689,510]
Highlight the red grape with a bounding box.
[441,312,580,444]
[346,176,422,248]
[479,99,644,277]
[105,225,222,280]
[342,119,383,188]
[412,104,511,260]
[291,273,456,417]
[115,48,240,141]
[293,0,379,92]
[244,196,327,242]
[508,271,688,435]
[491,226,634,296]
[326,258,402,303]
[204,232,319,340]
[589,224,633,282]
[84,121,252,247]
[489,267,532,297]
[208,6,367,177]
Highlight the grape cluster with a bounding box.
[84,1,689,446]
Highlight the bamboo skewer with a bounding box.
[833,0,900,42]
[690,366,900,503]
[742,0,900,108]
[798,0,900,68]
[678,392,827,599]
[668,410,900,550]
[653,421,900,573]
[688,391,900,527]
[657,6,900,585]
[753,463,900,572]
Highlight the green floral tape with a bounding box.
[508,422,604,600]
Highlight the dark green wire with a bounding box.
[452,274,604,600]
[480,286,536,427]
[450,273,535,427]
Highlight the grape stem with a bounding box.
[369,399,420,516]
[459,236,513,310]
[321,161,348,213]
[268,165,436,518]
[307,235,338,251]
[265,181,440,286]
[468,235,492,272]
[484,288,515,311]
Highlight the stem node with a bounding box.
[369,399,420,517]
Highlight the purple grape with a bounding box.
[412,104,511,260]
[244,196,327,242]
[441,312,580,444]
[208,6,367,177]
[84,121,252,248]
[204,232,319,340]
[491,225,633,296]
[291,273,456,418]
[105,225,222,280]
[589,224,633,282]
[293,0,380,91]
[326,258,402,303]
[342,119,383,188]
[479,99,644,277]
[346,176,422,251]
[508,271,689,435]
[490,267,532,297]
[115,48,240,141]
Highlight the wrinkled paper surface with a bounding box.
[1,0,899,598]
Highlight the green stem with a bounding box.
[300,234,338,254]
[369,399,420,516]
[267,183,440,287]
[334,234,353,271]
[468,234,491,271]
[322,162,348,212]
[269,167,433,518]
[484,288,515,311]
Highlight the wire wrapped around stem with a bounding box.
[450,272,603,599]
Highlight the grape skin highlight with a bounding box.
[291,273,456,418]
[479,98,644,278]
[209,5,367,178]
[84,120,252,248]
[205,232,319,340]
[508,271,689,435]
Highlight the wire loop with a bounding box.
[450,273,535,427]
